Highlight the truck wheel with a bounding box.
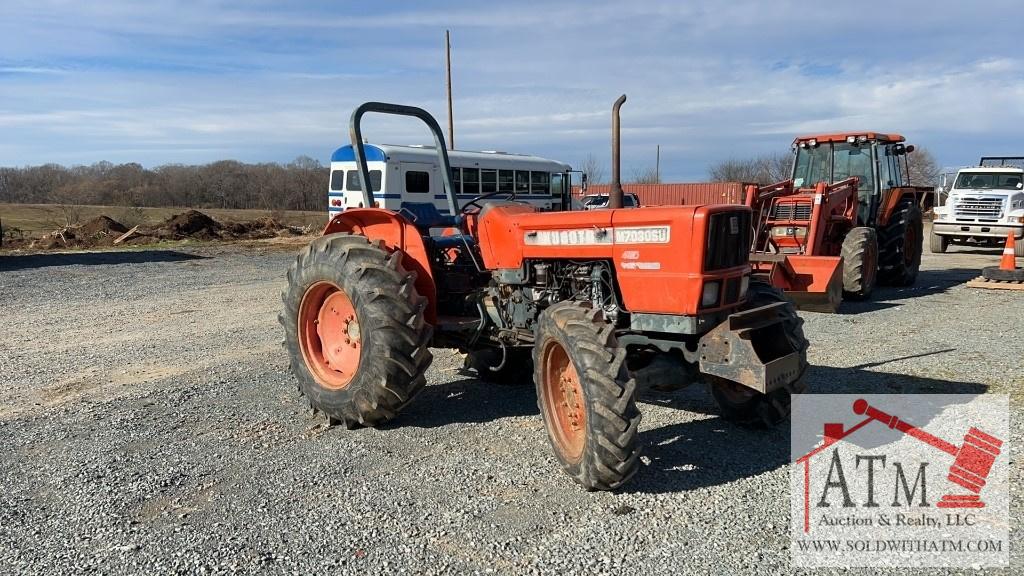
[1016,236,1024,258]
[534,303,640,491]
[878,199,923,286]
[280,234,433,428]
[840,227,878,299]
[708,280,808,427]
[929,229,949,253]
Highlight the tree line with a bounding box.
[0,157,329,212]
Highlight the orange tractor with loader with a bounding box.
[744,132,934,311]
[280,96,808,490]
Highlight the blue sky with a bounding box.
[2,1,1023,180]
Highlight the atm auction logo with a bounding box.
[790,394,1009,568]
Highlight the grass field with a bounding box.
[0,203,327,238]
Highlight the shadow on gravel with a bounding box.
[836,267,981,314]
[626,356,988,495]
[389,376,539,429]
[0,250,206,271]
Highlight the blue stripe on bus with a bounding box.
[432,194,554,200]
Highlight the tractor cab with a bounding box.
[791,132,914,225]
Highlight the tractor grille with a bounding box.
[770,201,812,221]
[954,197,1004,221]
[704,210,751,272]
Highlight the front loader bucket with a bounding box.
[752,254,843,313]
[697,302,807,394]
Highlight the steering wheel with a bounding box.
[460,190,517,213]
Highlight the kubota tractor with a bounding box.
[280,96,808,490]
[745,132,934,312]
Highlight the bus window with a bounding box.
[405,171,430,193]
[515,170,530,194]
[498,170,514,193]
[330,170,345,191]
[550,172,564,198]
[463,168,480,195]
[451,167,461,194]
[531,171,549,195]
[481,169,497,194]
[346,170,382,192]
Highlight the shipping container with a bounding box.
[572,182,753,206]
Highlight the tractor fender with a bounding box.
[877,186,935,226]
[322,208,437,324]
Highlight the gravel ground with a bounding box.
[1,235,1021,575]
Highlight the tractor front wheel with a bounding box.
[840,227,878,300]
[280,234,433,428]
[708,280,808,427]
[534,303,640,491]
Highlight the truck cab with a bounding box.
[932,157,1024,255]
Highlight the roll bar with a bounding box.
[349,102,459,214]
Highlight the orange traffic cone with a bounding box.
[999,230,1018,271]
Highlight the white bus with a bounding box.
[327,143,572,218]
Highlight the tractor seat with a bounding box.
[398,202,460,232]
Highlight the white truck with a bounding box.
[931,156,1024,255]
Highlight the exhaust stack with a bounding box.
[608,94,626,209]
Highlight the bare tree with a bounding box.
[578,153,606,185]
[907,146,940,186]
[629,166,660,184]
[708,152,792,185]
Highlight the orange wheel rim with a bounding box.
[298,281,361,389]
[541,340,586,462]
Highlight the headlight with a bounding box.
[701,281,720,308]
[1010,216,1024,224]
[739,275,750,300]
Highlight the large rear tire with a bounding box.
[280,234,433,428]
[878,199,923,286]
[1016,236,1024,258]
[840,227,878,300]
[708,280,808,427]
[533,303,640,491]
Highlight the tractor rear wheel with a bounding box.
[708,280,808,427]
[878,199,923,286]
[929,229,949,253]
[840,227,878,299]
[280,233,433,428]
[533,303,640,491]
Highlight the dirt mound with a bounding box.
[9,209,312,251]
[79,216,129,237]
[152,210,222,239]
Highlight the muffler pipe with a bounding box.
[608,94,626,209]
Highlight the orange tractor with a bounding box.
[744,132,934,311]
[280,97,808,490]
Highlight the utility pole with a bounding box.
[445,30,454,150]
[655,144,661,183]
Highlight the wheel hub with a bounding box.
[298,282,361,390]
[558,370,583,431]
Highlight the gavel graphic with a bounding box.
[852,399,1003,509]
